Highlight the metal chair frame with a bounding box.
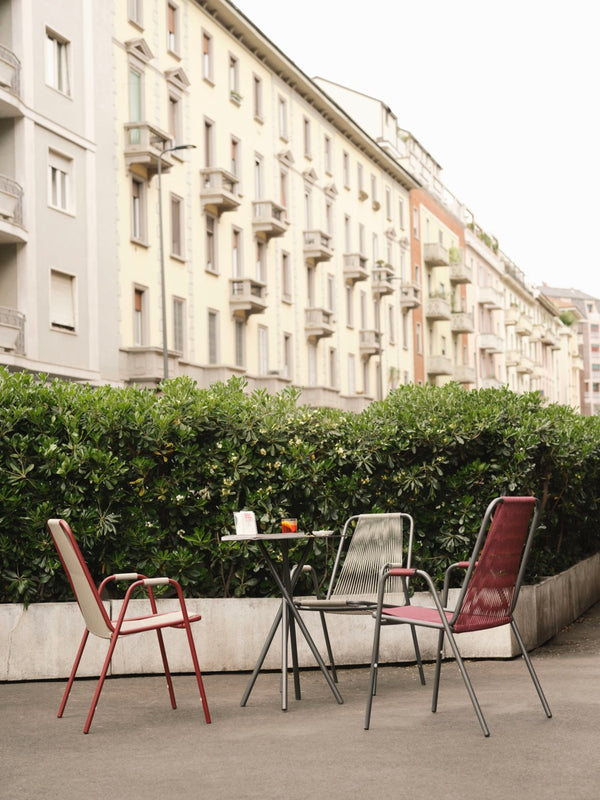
[47,518,211,733]
[365,496,553,736]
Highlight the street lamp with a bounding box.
[157,143,196,381]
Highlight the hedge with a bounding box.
[1,367,599,605]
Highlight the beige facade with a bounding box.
[0,0,585,412]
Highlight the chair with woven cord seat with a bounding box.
[365,496,552,736]
[295,512,424,684]
[47,518,211,734]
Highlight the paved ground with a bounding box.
[2,602,599,800]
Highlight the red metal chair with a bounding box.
[47,518,211,733]
[365,496,552,736]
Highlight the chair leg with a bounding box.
[409,624,426,686]
[181,620,211,724]
[364,615,383,729]
[510,619,552,719]
[58,628,89,718]
[431,629,445,713]
[83,634,120,734]
[442,625,490,737]
[318,610,338,683]
[155,629,177,709]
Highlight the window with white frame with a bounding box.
[282,251,291,301]
[303,117,311,158]
[232,228,242,277]
[416,321,422,354]
[357,163,364,194]
[128,65,143,144]
[385,186,391,220]
[167,2,179,53]
[231,137,240,177]
[234,319,245,367]
[45,29,70,95]
[205,214,217,273]
[168,93,181,147]
[329,347,337,388]
[173,297,185,353]
[253,74,263,121]
[203,119,214,167]
[256,240,266,283]
[399,199,405,229]
[229,54,240,100]
[170,194,184,258]
[327,274,335,312]
[307,266,315,306]
[202,31,214,82]
[208,310,219,364]
[128,0,143,27]
[254,155,263,199]
[278,96,288,140]
[133,286,146,344]
[280,169,288,214]
[343,151,350,188]
[324,135,332,174]
[258,326,268,374]
[344,215,351,251]
[48,150,72,213]
[131,176,147,243]
[346,285,354,327]
[283,333,293,378]
[50,270,76,331]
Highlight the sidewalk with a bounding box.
[2,602,599,800]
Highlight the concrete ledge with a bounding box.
[2,553,599,681]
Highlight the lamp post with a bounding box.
[157,143,196,382]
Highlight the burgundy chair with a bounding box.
[47,518,211,733]
[365,496,552,736]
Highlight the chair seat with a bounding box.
[381,604,453,628]
[115,610,202,635]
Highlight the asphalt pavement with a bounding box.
[2,601,599,800]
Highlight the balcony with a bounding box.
[372,263,395,297]
[0,45,22,116]
[516,354,534,374]
[454,364,476,383]
[123,122,174,177]
[478,332,504,353]
[399,281,421,310]
[200,168,240,215]
[515,314,533,336]
[303,230,333,264]
[505,349,521,368]
[252,200,287,240]
[427,355,453,376]
[423,242,449,267]
[425,295,451,321]
[541,328,560,349]
[478,285,503,309]
[0,306,25,354]
[449,259,472,284]
[359,329,381,358]
[451,310,474,333]
[343,253,369,284]
[229,278,267,320]
[0,176,26,244]
[305,307,335,340]
[504,306,520,326]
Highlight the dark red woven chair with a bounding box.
[47,518,211,733]
[365,496,552,736]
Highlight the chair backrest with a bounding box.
[47,519,113,639]
[328,513,414,603]
[452,496,540,634]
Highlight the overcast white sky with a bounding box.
[233,0,600,297]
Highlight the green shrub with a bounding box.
[0,368,598,605]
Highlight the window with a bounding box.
[128,66,143,143]
[307,266,315,306]
[360,291,367,328]
[254,155,263,199]
[256,241,266,283]
[205,214,217,273]
[232,229,242,277]
[370,174,378,205]
[283,333,293,378]
[412,206,419,238]
[388,305,395,344]
[170,194,184,258]
[128,0,143,27]
[303,117,311,158]
[202,31,213,82]
[385,186,392,220]
[329,348,337,388]
[45,30,70,95]
[304,188,312,229]
[230,137,240,177]
[168,94,181,146]
[229,55,240,100]
[343,151,350,188]
[325,201,333,236]
[344,215,351,251]
[416,321,423,354]
[167,3,179,53]
[253,75,263,120]
[282,252,291,300]
[346,285,353,327]
[173,297,185,353]
[234,319,245,367]
[327,274,335,312]
[324,136,332,174]
[348,354,356,394]
[280,169,288,214]
[133,287,146,345]
[357,163,364,194]
[308,343,317,386]
[131,177,147,242]
[50,270,76,331]
[48,151,72,212]
[208,310,219,364]
[399,199,405,229]
[278,96,288,140]
[203,119,214,167]
[258,326,268,374]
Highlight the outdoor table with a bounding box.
[220,531,343,710]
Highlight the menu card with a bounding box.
[233,510,258,537]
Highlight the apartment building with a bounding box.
[0,0,585,413]
[0,0,119,383]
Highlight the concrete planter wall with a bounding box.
[2,553,599,682]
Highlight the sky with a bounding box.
[232,0,600,297]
